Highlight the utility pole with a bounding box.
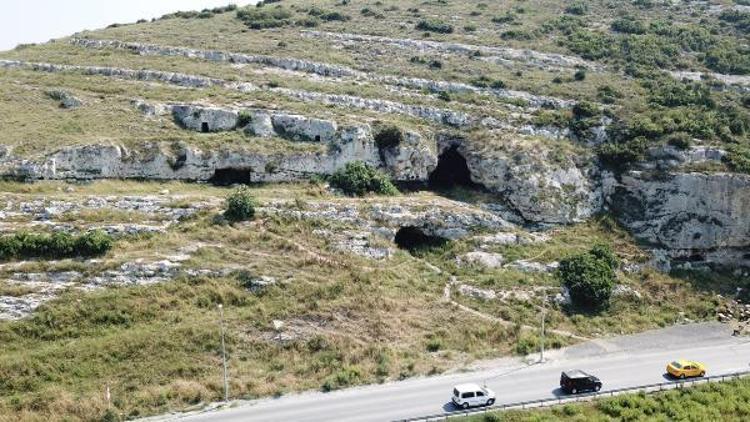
[218,304,229,402]
[540,298,546,363]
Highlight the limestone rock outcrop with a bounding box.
[606,170,750,269]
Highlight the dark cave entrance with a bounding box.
[394,226,448,254]
[201,122,210,133]
[428,146,476,189]
[209,168,252,186]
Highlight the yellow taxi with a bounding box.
[667,360,706,379]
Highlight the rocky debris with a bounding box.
[606,171,750,268]
[646,145,727,170]
[46,89,82,109]
[302,31,598,71]
[457,284,496,300]
[313,229,392,260]
[0,195,215,226]
[244,275,277,293]
[72,38,573,109]
[612,284,642,300]
[474,231,550,247]
[132,99,168,116]
[670,70,750,91]
[0,253,233,319]
[504,260,559,273]
[554,286,572,306]
[458,251,505,268]
[0,271,82,319]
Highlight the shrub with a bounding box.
[0,231,113,261]
[76,231,113,256]
[567,30,614,60]
[237,111,253,128]
[565,2,588,15]
[308,8,350,21]
[491,13,515,24]
[597,137,649,167]
[416,19,453,34]
[236,6,293,29]
[321,366,361,392]
[224,186,257,222]
[666,132,692,150]
[374,125,404,150]
[725,145,750,174]
[329,162,399,197]
[611,16,647,34]
[557,244,618,311]
[574,69,587,81]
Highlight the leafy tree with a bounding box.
[557,244,618,311]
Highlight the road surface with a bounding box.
[149,323,750,422]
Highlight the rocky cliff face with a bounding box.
[0,103,747,269]
[607,170,750,270]
[2,136,747,269]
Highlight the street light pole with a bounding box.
[540,299,546,363]
[218,304,229,402]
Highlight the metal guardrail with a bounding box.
[395,370,750,422]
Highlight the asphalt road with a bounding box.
[153,323,750,422]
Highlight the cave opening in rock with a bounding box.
[429,146,476,189]
[394,226,448,254]
[201,122,210,133]
[210,168,252,186]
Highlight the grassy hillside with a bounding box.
[0,0,749,421]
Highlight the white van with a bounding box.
[451,383,496,409]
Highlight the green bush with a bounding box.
[597,137,649,167]
[567,30,614,60]
[76,230,114,256]
[236,6,293,29]
[611,16,647,34]
[321,366,361,392]
[416,19,453,34]
[725,145,750,174]
[666,132,692,150]
[557,244,618,311]
[491,12,515,24]
[329,162,399,197]
[224,186,258,222]
[374,125,404,150]
[0,230,113,261]
[565,2,588,15]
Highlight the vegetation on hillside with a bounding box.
[0,230,112,261]
[557,244,618,311]
[329,161,399,197]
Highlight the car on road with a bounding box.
[451,383,496,409]
[667,360,706,379]
[560,370,602,394]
